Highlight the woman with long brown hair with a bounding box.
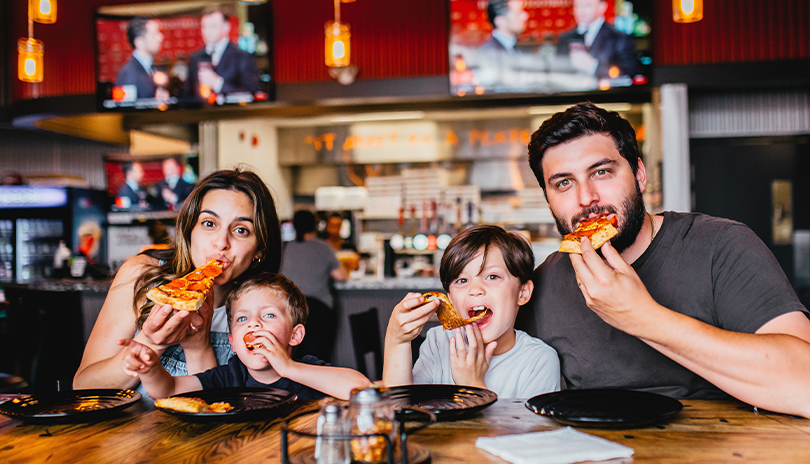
[74,168,281,393]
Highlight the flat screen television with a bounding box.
[95,0,273,111]
[104,154,199,212]
[449,0,652,96]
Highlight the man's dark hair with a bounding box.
[440,225,534,291]
[127,16,152,48]
[122,161,136,176]
[487,0,510,28]
[201,4,230,21]
[292,210,316,242]
[527,102,640,191]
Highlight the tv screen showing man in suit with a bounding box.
[449,0,651,96]
[106,155,199,212]
[96,1,272,111]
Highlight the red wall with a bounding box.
[10,0,810,101]
[653,0,810,64]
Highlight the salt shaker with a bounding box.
[315,398,349,464]
[346,385,397,463]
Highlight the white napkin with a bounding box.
[475,427,634,464]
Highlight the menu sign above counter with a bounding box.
[277,118,536,167]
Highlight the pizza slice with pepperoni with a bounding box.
[423,291,489,330]
[146,258,223,311]
[559,214,619,254]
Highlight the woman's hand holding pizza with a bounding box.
[179,292,215,352]
[570,237,663,337]
[140,303,195,350]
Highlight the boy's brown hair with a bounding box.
[439,225,535,291]
[225,272,308,329]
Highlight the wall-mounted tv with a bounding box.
[449,0,651,96]
[95,0,273,111]
[105,154,199,212]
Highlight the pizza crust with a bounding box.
[423,291,487,330]
[146,286,205,311]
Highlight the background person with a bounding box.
[521,102,810,418]
[479,0,529,54]
[116,161,152,210]
[115,17,170,102]
[555,0,638,79]
[156,157,194,210]
[182,4,260,101]
[75,169,282,396]
[279,210,347,363]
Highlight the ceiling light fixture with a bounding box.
[325,0,358,85]
[673,0,703,23]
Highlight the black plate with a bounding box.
[155,387,297,422]
[388,384,497,421]
[0,389,141,423]
[525,389,683,428]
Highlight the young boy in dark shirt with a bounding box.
[120,273,369,400]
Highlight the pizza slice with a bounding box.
[559,214,619,254]
[244,331,263,351]
[146,258,224,311]
[155,396,233,413]
[423,291,489,330]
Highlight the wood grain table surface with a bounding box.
[1,395,809,463]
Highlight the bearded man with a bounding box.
[519,102,810,418]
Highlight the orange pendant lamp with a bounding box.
[18,38,44,83]
[19,0,57,83]
[673,0,703,23]
[325,0,351,67]
[30,0,57,24]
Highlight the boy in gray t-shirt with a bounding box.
[382,225,560,398]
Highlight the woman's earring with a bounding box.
[253,256,262,263]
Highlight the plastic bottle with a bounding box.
[53,240,71,270]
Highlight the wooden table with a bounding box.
[1,396,809,463]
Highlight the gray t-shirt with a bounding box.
[279,239,340,308]
[413,326,560,398]
[518,211,808,399]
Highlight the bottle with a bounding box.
[346,385,397,464]
[316,398,349,464]
[53,240,72,277]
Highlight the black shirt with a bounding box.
[195,355,328,400]
[518,212,808,399]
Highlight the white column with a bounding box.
[660,83,691,212]
[198,121,219,178]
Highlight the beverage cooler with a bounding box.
[0,186,108,281]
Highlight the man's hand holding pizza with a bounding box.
[570,237,663,337]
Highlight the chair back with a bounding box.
[349,308,384,380]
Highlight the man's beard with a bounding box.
[552,183,647,253]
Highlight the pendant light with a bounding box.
[19,0,57,83]
[673,0,703,23]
